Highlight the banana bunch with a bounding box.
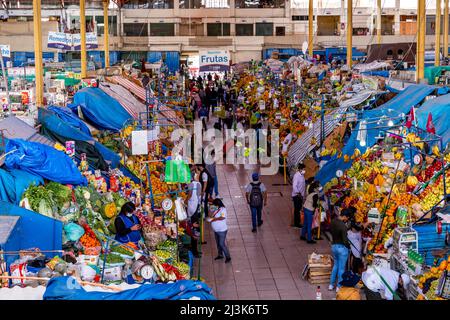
[445,153,450,163]
[407,175,419,187]
[121,125,134,139]
[432,145,441,157]
[351,148,361,160]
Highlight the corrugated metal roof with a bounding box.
[0,216,20,245]
[0,116,54,147]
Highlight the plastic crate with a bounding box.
[437,270,450,299]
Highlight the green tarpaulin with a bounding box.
[424,66,450,84]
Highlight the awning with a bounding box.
[99,82,147,119]
[108,75,147,102]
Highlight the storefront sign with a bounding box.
[47,32,72,50]
[0,45,11,58]
[199,50,230,73]
[48,32,98,50]
[7,66,35,77]
[73,32,98,50]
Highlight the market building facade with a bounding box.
[0,0,449,72]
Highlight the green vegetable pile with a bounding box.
[23,184,57,218]
[156,239,178,257]
[173,261,190,275]
[105,253,125,264]
[155,250,172,262]
[111,245,134,257]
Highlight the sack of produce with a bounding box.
[63,222,85,242]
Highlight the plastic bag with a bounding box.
[175,197,187,221]
[64,222,85,242]
[164,159,191,183]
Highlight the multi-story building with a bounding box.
[0,0,448,71]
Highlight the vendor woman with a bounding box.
[115,202,142,245]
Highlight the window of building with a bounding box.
[256,23,273,36]
[179,23,205,36]
[353,27,369,36]
[123,0,174,9]
[123,23,148,36]
[179,0,230,8]
[275,26,285,36]
[235,0,284,8]
[207,23,231,36]
[95,16,118,36]
[292,16,314,21]
[236,24,254,36]
[150,23,175,36]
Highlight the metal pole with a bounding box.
[436,0,442,66]
[103,0,110,68]
[346,0,353,68]
[444,0,449,57]
[33,0,44,107]
[0,49,11,114]
[308,0,314,57]
[417,0,426,82]
[80,0,87,78]
[377,0,382,45]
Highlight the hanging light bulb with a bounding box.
[388,120,394,127]
[360,140,366,147]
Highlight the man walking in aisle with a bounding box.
[292,163,306,228]
[245,173,267,233]
[206,150,220,199]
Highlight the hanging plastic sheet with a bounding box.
[47,106,92,136]
[0,168,44,204]
[73,87,133,132]
[43,276,216,300]
[4,139,87,186]
[415,93,450,147]
[316,84,437,185]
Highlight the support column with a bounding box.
[80,0,87,78]
[308,0,313,56]
[103,0,110,68]
[394,0,401,35]
[377,0,382,44]
[347,0,352,67]
[444,0,449,57]
[33,0,43,107]
[436,0,441,66]
[417,0,426,82]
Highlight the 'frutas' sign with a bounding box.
[199,50,230,73]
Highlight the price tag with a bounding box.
[275,112,282,120]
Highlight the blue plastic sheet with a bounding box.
[316,85,437,184]
[361,70,390,78]
[43,276,216,300]
[415,93,450,146]
[0,168,43,204]
[38,108,141,184]
[48,106,92,136]
[73,87,132,132]
[4,139,87,186]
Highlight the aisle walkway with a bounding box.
[197,163,335,300]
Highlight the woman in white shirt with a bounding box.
[187,172,202,220]
[208,198,231,263]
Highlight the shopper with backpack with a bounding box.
[245,172,267,233]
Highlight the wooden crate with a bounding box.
[307,254,333,284]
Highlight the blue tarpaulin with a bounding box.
[38,108,141,184]
[48,106,92,136]
[415,93,450,147]
[4,139,87,186]
[361,70,390,78]
[73,87,132,132]
[316,84,437,185]
[0,168,43,204]
[43,276,216,300]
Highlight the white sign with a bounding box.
[7,66,35,77]
[48,32,98,50]
[199,50,230,73]
[0,45,11,58]
[131,130,148,155]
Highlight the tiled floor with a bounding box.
[195,163,336,300]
